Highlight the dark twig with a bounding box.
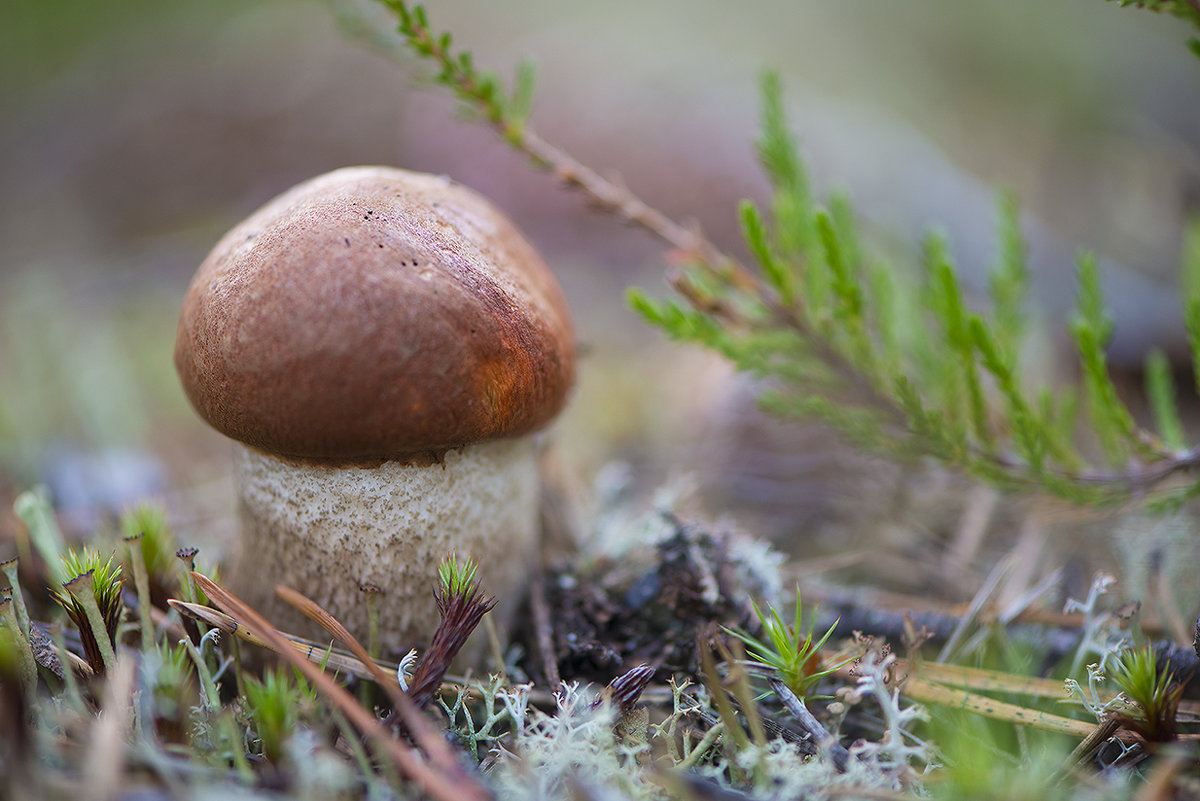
[768,677,854,773]
[531,568,562,692]
[1059,714,1123,780]
[806,582,1200,690]
[520,129,752,284]
[810,586,1200,694]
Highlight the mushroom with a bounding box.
[174,166,574,654]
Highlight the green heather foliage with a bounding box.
[10,4,1200,799]
[381,1,536,145]
[1105,0,1200,56]
[631,74,1200,510]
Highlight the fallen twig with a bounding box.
[768,677,854,772]
[531,568,562,693]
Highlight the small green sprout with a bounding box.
[53,549,124,629]
[725,591,847,700]
[1108,644,1186,742]
[243,666,317,764]
[50,549,125,673]
[438,552,479,598]
[145,640,197,742]
[405,553,496,705]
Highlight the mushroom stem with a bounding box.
[229,438,539,656]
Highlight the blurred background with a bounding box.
[1,0,1199,588]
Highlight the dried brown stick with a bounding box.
[191,573,493,801]
[274,586,406,701]
[169,598,408,685]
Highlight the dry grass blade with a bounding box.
[916,661,1079,699]
[274,584,399,691]
[699,639,750,752]
[82,655,135,800]
[169,599,273,648]
[716,638,767,748]
[902,677,1095,737]
[168,599,403,685]
[936,557,1011,663]
[189,572,493,801]
[270,583,464,774]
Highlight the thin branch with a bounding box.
[531,568,562,692]
[520,129,749,282]
[768,677,854,772]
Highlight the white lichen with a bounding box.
[487,683,656,801]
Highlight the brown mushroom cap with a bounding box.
[175,166,575,464]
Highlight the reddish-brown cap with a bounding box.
[175,166,575,463]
